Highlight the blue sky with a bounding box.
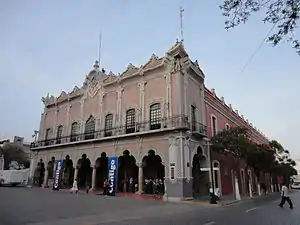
[0,1,299,158]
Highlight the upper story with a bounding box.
[33,41,207,149]
[204,88,269,145]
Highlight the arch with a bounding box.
[104,114,113,137]
[84,115,96,140]
[33,158,45,187]
[94,152,108,190]
[225,123,230,131]
[142,149,165,195]
[56,125,63,144]
[118,150,138,193]
[192,147,209,198]
[149,103,161,130]
[76,154,92,188]
[210,114,218,136]
[70,122,80,142]
[46,156,56,179]
[62,155,74,188]
[125,109,136,134]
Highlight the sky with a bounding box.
[0,1,299,158]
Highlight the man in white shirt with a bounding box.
[279,182,293,209]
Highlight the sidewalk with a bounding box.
[182,192,280,207]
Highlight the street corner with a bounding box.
[182,200,223,207]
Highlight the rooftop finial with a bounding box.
[93,60,99,69]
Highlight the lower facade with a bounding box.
[29,131,274,201]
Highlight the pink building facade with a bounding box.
[205,88,270,196]
[30,41,269,200]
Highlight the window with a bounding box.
[70,122,80,142]
[149,103,161,130]
[126,109,136,134]
[45,128,52,146]
[104,114,113,137]
[56,125,63,144]
[191,105,196,131]
[84,116,96,140]
[211,115,217,136]
[225,123,230,131]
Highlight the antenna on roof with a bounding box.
[180,6,184,42]
[98,30,102,67]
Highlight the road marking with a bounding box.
[203,222,216,225]
[245,207,258,213]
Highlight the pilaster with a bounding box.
[66,103,71,136]
[97,92,105,130]
[116,87,124,127]
[165,134,193,201]
[80,98,85,133]
[138,81,146,129]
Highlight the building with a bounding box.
[0,136,31,154]
[30,41,269,200]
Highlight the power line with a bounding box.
[240,22,277,74]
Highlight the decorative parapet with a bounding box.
[204,87,269,142]
[41,40,203,108]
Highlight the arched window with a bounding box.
[84,115,96,140]
[104,114,113,137]
[191,105,196,131]
[149,103,161,130]
[225,123,230,131]
[211,115,217,136]
[45,128,52,146]
[70,122,80,142]
[56,125,63,144]
[126,109,136,134]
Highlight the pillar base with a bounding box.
[164,177,193,201]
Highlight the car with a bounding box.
[291,182,300,189]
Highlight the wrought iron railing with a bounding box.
[30,115,207,148]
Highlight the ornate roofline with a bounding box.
[204,87,269,142]
[41,40,205,107]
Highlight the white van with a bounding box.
[0,169,30,187]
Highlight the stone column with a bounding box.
[91,166,97,191]
[43,170,49,188]
[164,136,193,202]
[73,168,79,183]
[138,165,144,193]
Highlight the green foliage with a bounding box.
[211,126,250,161]
[220,0,300,55]
[211,126,297,181]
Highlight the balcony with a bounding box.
[191,121,207,137]
[30,115,207,149]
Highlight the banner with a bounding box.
[107,156,118,196]
[53,159,63,191]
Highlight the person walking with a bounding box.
[279,182,293,209]
[71,179,78,194]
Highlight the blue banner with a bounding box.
[107,156,118,196]
[53,159,63,191]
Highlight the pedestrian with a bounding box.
[279,182,293,209]
[71,179,78,194]
[103,178,108,195]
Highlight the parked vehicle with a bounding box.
[0,169,30,187]
[291,181,300,189]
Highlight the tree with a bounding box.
[220,0,300,55]
[0,143,30,169]
[211,126,250,161]
[269,140,297,182]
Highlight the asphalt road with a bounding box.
[0,187,299,225]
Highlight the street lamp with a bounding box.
[203,137,218,204]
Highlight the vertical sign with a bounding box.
[53,159,63,191]
[107,156,118,196]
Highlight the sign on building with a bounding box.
[107,157,118,196]
[53,160,63,191]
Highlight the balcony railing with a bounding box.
[30,115,207,148]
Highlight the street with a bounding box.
[0,187,299,225]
